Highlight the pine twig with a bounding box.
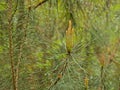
[34,0,48,9]
[48,56,69,90]
[100,66,106,90]
[8,0,17,90]
[28,0,49,10]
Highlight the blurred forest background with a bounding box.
[0,0,120,90]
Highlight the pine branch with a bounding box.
[34,0,49,9]
[8,0,17,90]
[28,0,49,10]
[100,66,106,90]
[14,0,26,89]
[11,0,18,21]
[48,57,69,90]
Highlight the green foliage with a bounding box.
[0,0,120,90]
[0,1,6,11]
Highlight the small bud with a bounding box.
[66,20,74,54]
